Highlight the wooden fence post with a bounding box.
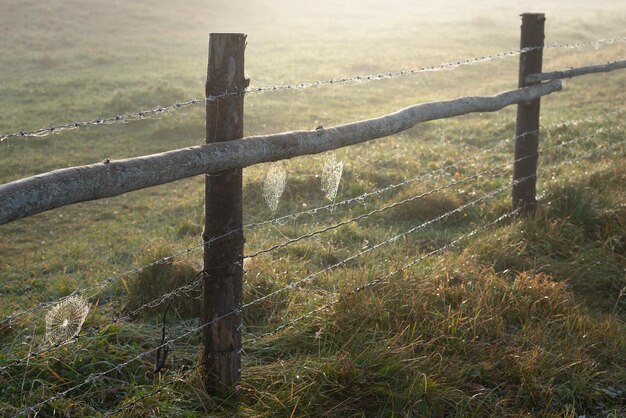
[513,13,545,213]
[202,33,248,395]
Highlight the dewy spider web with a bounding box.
[1,111,621,328]
[262,162,287,212]
[45,295,90,346]
[321,151,344,201]
[12,133,626,416]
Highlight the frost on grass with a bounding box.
[45,295,90,345]
[263,162,287,212]
[321,152,344,201]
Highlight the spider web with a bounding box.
[263,162,287,212]
[321,152,344,201]
[45,295,90,345]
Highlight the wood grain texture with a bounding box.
[202,33,246,394]
[513,13,545,213]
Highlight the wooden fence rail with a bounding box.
[1,12,625,397]
[526,59,626,83]
[0,80,561,226]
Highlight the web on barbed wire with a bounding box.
[44,295,90,346]
[321,151,343,201]
[10,134,626,416]
[1,110,622,332]
[262,162,287,213]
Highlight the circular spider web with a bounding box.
[45,295,90,345]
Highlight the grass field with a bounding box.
[1,0,625,416]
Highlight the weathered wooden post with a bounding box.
[513,13,545,213]
[202,33,247,395]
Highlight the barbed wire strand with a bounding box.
[66,137,626,416]
[103,207,522,418]
[0,129,536,326]
[244,209,521,345]
[4,126,616,373]
[245,130,626,345]
[12,132,626,416]
[11,175,529,417]
[545,37,626,50]
[2,112,621,326]
[243,127,619,261]
[246,109,623,225]
[0,272,205,374]
[99,136,626,416]
[0,130,545,372]
[71,135,626,416]
[1,36,624,142]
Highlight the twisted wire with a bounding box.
[0,129,525,326]
[546,37,626,50]
[11,175,521,417]
[243,126,618,261]
[0,272,204,374]
[3,112,620,327]
[2,35,623,142]
[244,208,521,345]
[245,133,626,345]
[9,127,626,417]
[100,136,626,416]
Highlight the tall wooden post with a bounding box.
[202,33,247,395]
[513,13,545,213]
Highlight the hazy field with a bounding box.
[1,0,625,416]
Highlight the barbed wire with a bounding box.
[88,136,626,416]
[244,209,521,345]
[104,207,523,417]
[3,112,621,327]
[245,109,623,225]
[69,185,534,413]
[547,108,624,129]
[243,126,620,261]
[0,131,538,372]
[74,136,626,416]
[0,236,217,326]
[8,131,626,417]
[244,132,626,345]
[3,126,615,373]
[2,36,624,142]
[0,272,204,374]
[99,136,626,416]
[11,175,524,417]
[0,129,530,326]
[545,37,626,50]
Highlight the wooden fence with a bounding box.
[0,13,624,395]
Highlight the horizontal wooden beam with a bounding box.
[0,80,562,226]
[526,60,626,83]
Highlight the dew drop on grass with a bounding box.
[45,295,90,345]
[263,162,287,212]
[321,151,343,201]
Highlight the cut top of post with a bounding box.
[520,13,545,18]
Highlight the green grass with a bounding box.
[1,0,626,416]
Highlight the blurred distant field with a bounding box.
[1,0,625,416]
